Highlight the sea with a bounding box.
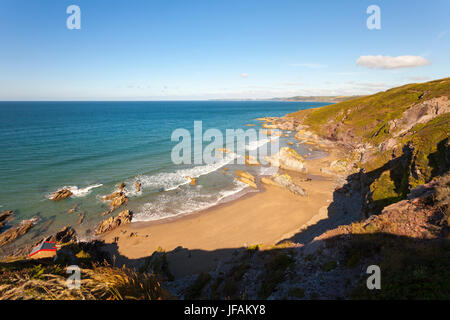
[0,101,328,246]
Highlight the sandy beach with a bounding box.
[100,151,340,277]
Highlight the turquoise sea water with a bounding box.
[0,101,328,244]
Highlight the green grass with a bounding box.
[258,251,295,298]
[288,287,305,298]
[184,272,211,300]
[289,78,450,145]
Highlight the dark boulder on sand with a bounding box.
[95,210,132,235]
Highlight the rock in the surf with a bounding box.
[110,194,128,209]
[135,181,141,192]
[51,189,73,201]
[103,191,123,201]
[186,176,197,186]
[236,170,257,189]
[68,204,78,214]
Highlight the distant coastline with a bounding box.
[209,95,361,103]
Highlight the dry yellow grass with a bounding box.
[0,263,173,300]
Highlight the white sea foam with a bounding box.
[47,184,103,199]
[122,152,238,197]
[132,180,250,222]
[246,135,280,152]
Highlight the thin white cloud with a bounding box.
[356,55,430,69]
[240,73,249,78]
[437,30,447,40]
[290,63,327,69]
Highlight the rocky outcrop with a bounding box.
[236,170,257,189]
[42,226,77,244]
[95,210,133,235]
[118,182,126,191]
[262,174,307,196]
[103,191,128,210]
[391,96,450,138]
[103,191,122,201]
[265,147,307,173]
[0,210,14,230]
[135,181,141,192]
[51,189,73,201]
[0,218,37,248]
[110,194,128,209]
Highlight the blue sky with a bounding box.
[0,0,448,100]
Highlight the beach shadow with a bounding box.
[277,144,418,245]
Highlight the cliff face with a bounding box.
[289,78,450,215]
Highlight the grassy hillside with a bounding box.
[289,78,449,145]
[289,78,450,214]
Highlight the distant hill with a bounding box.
[271,95,362,103]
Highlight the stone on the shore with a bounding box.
[43,226,77,244]
[95,210,133,235]
[261,174,307,196]
[238,177,257,189]
[236,170,255,182]
[272,174,307,196]
[265,147,307,173]
[118,182,126,191]
[0,218,37,248]
[261,177,280,187]
[185,176,197,186]
[51,189,73,201]
[245,155,260,166]
[222,167,229,175]
[236,170,257,189]
[135,181,141,192]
